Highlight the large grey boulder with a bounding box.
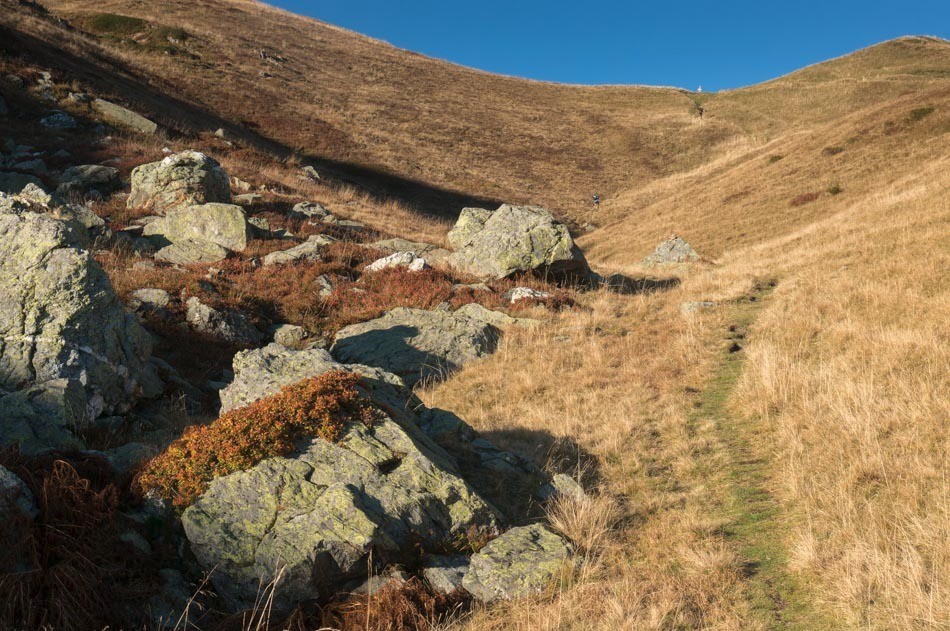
[0,208,153,416]
[448,204,590,280]
[331,307,501,386]
[151,203,251,252]
[127,151,230,213]
[643,235,700,265]
[183,347,499,611]
[462,524,572,602]
[93,98,158,135]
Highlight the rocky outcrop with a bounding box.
[128,151,231,213]
[448,204,590,280]
[331,307,501,386]
[149,203,251,253]
[0,206,154,416]
[462,524,571,602]
[643,235,700,265]
[183,346,500,611]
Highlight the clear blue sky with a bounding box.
[268,0,948,90]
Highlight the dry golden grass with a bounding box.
[3,2,948,628]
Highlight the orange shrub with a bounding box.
[137,372,375,507]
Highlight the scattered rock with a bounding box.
[0,206,154,415]
[0,172,44,195]
[299,165,321,181]
[262,234,334,267]
[56,165,121,197]
[462,524,572,602]
[289,201,329,219]
[503,287,551,304]
[129,288,171,312]
[680,301,717,315]
[448,204,590,280]
[158,203,251,252]
[331,307,501,386]
[185,297,262,345]
[11,158,47,175]
[272,324,309,349]
[373,238,451,266]
[128,151,231,213]
[422,555,470,595]
[352,569,410,596]
[155,239,229,265]
[644,235,700,265]
[364,251,429,273]
[93,98,159,134]
[0,466,37,520]
[234,193,263,206]
[538,473,587,503]
[315,274,335,298]
[40,111,76,129]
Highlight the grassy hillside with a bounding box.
[1,0,947,627]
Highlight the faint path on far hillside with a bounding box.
[687,282,837,630]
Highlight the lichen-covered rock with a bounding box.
[503,287,551,304]
[92,99,158,134]
[155,239,229,265]
[0,209,153,415]
[127,151,230,213]
[158,203,251,252]
[453,303,537,328]
[643,235,700,265]
[462,524,571,602]
[331,307,500,386]
[448,205,590,280]
[364,251,429,273]
[289,201,329,219]
[185,297,261,345]
[262,234,334,267]
[183,348,499,611]
[271,324,309,349]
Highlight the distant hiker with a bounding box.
[593,194,600,207]
[697,106,705,119]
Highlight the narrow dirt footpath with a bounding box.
[688,284,834,630]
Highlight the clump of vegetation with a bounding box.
[83,12,147,37]
[313,577,467,630]
[790,192,821,207]
[767,154,784,164]
[821,146,844,156]
[906,106,935,123]
[137,372,376,507]
[827,182,843,195]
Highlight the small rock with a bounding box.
[185,297,262,345]
[56,164,121,197]
[290,201,329,219]
[352,569,410,596]
[262,234,334,267]
[272,324,309,349]
[454,303,536,328]
[299,165,320,181]
[502,287,551,304]
[315,274,335,298]
[538,473,587,502]
[422,555,470,595]
[462,524,572,602]
[119,530,152,554]
[40,111,76,129]
[129,288,171,312]
[373,238,451,265]
[644,235,700,265]
[234,193,263,206]
[364,251,429,273]
[680,301,718,315]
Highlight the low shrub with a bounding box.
[907,106,935,123]
[136,372,375,507]
[827,182,843,195]
[767,154,784,164]
[821,146,844,156]
[84,13,147,37]
[790,192,821,207]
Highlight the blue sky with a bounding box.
[269,0,948,91]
